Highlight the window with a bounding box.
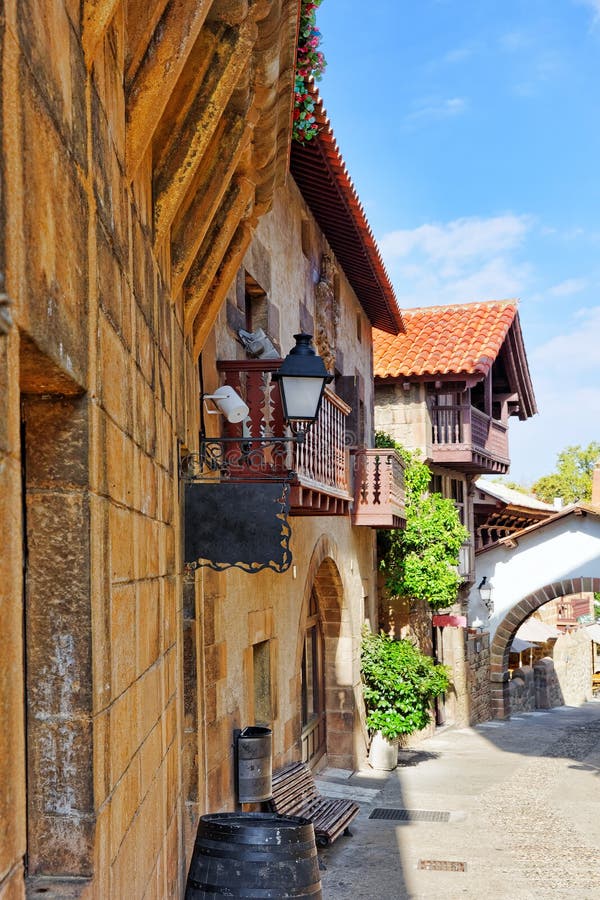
[244,273,268,333]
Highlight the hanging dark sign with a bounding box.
[184,481,292,574]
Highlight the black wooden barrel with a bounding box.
[185,812,322,898]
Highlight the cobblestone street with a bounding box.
[317,702,600,899]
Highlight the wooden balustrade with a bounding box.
[430,401,509,473]
[216,360,352,514]
[351,448,406,528]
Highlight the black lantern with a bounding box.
[272,333,333,429]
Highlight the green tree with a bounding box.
[375,433,469,611]
[360,629,450,739]
[532,442,600,504]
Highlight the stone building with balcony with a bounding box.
[193,87,405,811]
[0,2,405,894]
[373,300,537,727]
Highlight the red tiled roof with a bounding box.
[373,300,519,379]
[290,85,404,335]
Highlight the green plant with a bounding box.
[360,629,450,740]
[532,441,600,504]
[293,0,326,143]
[375,432,469,610]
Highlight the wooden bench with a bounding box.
[269,761,359,847]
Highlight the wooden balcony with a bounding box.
[351,448,406,528]
[430,402,510,474]
[217,360,353,515]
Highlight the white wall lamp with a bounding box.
[202,385,249,424]
[477,576,494,615]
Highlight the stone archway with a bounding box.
[490,576,600,719]
[297,536,357,769]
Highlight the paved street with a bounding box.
[316,701,600,899]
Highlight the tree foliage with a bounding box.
[360,629,450,739]
[532,442,600,505]
[375,432,469,611]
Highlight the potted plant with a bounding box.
[360,629,450,769]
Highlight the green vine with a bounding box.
[375,432,469,611]
[293,0,326,143]
[361,629,450,740]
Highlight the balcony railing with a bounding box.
[351,449,406,528]
[430,401,509,473]
[216,360,352,514]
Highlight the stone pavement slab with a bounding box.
[318,701,600,900]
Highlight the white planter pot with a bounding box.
[368,731,399,770]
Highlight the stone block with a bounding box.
[110,583,137,696]
[109,753,141,863]
[161,577,177,652]
[108,502,135,583]
[20,70,88,386]
[137,580,160,676]
[26,716,94,874]
[18,0,87,166]
[97,222,131,350]
[205,642,227,684]
[91,88,129,262]
[140,722,163,800]
[24,396,89,489]
[106,418,135,508]
[134,372,157,456]
[99,314,133,432]
[139,665,162,744]
[109,684,140,788]
[135,304,156,388]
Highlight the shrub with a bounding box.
[360,629,450,740]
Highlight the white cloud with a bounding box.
[379,215,534,308]
[380,214,532,265]
[508,305,600,481]
[548,278,588,297]
[405,96,468,126]
[577,0,600,24]
[531,306,600,373]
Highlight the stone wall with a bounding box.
[466,632,492,723]
[552,630,594,707]
[509,665,536,713]
[0,1,297,897]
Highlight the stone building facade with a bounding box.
[0,3,405,897]
[0,1,300,897]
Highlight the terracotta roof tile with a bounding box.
[373,300,519,379]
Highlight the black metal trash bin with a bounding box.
[236,725,272,803]
[185,812,322,898]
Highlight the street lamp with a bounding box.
[272,333,333,432]
[478,576,493,614]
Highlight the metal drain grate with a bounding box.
[369,808,451,822]
[418,860,466,872]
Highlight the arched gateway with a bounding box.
[468,504,600,719]
[490,576,600,719]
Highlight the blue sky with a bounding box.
[316,0,600,485]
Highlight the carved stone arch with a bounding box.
[489,576,600,719]
[296,535,357,769]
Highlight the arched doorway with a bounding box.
[298,538,357,770]
[490,577,600,719]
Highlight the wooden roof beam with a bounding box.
[192,222,254,357]
[152,19,256,243]
[170,111,253,296]
[125,0,213,178]
[82,0,121,64]
[184,178,255,332]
